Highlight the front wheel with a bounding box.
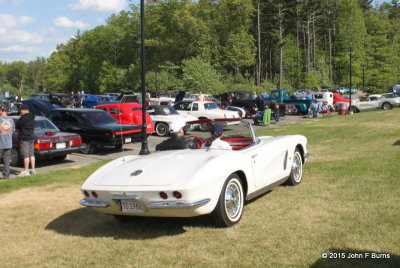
[211,174,244,227]
[286,149,303,186]
[382,102,392,110]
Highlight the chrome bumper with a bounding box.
[148,198,211,209]
[80,199,110,208]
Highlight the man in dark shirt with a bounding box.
[155,121,188,151]
[16,104,36,176]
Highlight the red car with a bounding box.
[95,103,154,134]
[333,93,352,104]
[11,116,84,166]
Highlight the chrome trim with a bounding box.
[80,199,110,208]
[304,153,312,158]
[112,195,140,200]
[148,198,211,208]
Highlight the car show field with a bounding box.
[0,109,399,267]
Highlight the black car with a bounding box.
[48,108,142,154]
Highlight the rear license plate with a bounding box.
[56,143,66,149]
[119,199,143,213]
[124,137,131,143]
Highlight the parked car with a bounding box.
[313,92,334,105]
[173,101,240,130]
[29,93,50,101]
[146,105,198,137]
[82,95,119,108]
[47,108,142,154]
[10,116,84,166]
[79,119,310,227]
[349,94,400,113]
[95,103,154,134]
[49,93,73,108]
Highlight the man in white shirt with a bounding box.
[202,123,231,150]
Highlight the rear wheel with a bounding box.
[10,148,21,167]
[155,122,169,137]
[382,102,392,110]
[81,142,96,154]
[286,149,303,186]
[211,173,244,227]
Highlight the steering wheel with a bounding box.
[186,136,206,149]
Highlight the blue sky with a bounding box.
[0,0,388,63]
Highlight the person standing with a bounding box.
[16,104,36,176]
[0,106,14,179]
[75,91,82,108]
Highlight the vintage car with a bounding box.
[146,105,198,137]
[95,103,154,134]
[349,94,400,113]
[47,108,142,154]
[82,95,119,108]
[10,116,84,166]
[80,119,310,227]
[173,101,240,130]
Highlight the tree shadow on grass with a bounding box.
[310,248,400,268]
[393,140,400,146]
[45,207,214,240]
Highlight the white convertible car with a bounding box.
[80,120,310,227]
[147,105,198,137]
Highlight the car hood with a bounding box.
[90,150,229,187]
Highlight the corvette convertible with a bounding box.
[80,119,310,227]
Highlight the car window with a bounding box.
[81,111,116,124]
[34,119,59,132]
[174,102,191,111]
[204,102,218,110]
[192,103,198,111]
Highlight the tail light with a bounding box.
[159,192,168,200]
[173,191,182,199]
[34,142,51,150]
[92,191,98,198]
[70,139,82,147]
[83,190,90,197]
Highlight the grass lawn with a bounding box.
[0,109,399,267]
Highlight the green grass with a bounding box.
[0,109,399,268]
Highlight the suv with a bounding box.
[48,108,142,154]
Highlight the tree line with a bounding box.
[1,0,399,97]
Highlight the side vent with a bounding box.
[283,150,288,170]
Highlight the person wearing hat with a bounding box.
[155,121,189,151]
[16,104,36,176]
[202,123,232,150]
[0,106,14,179]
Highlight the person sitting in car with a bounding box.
[202,123,232,151]
[155,121,188,151]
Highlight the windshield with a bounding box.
[82,111,116,124]
[204,102,218,110]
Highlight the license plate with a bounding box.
[124,137,131,143]
[56,143,66,149]
[119,199,143,213]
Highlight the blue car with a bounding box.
[82,95,118,108]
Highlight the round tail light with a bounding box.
[159,192,168,200]
[92,191,98,198]
[173,191,182,199]
[83,190,89,197]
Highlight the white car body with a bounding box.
[312,92,334,105]
[173,101,240,121]
[80,120,310,227]
[147,105,198,136]
[351,94,400,112]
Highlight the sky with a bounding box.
[0,0,389,63]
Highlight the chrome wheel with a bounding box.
[224,179,243,221]
[211,174,244,227]
[291,152,303,183]
[382,103,392,110]
[155,122,169,137]
[286,149,303,186]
